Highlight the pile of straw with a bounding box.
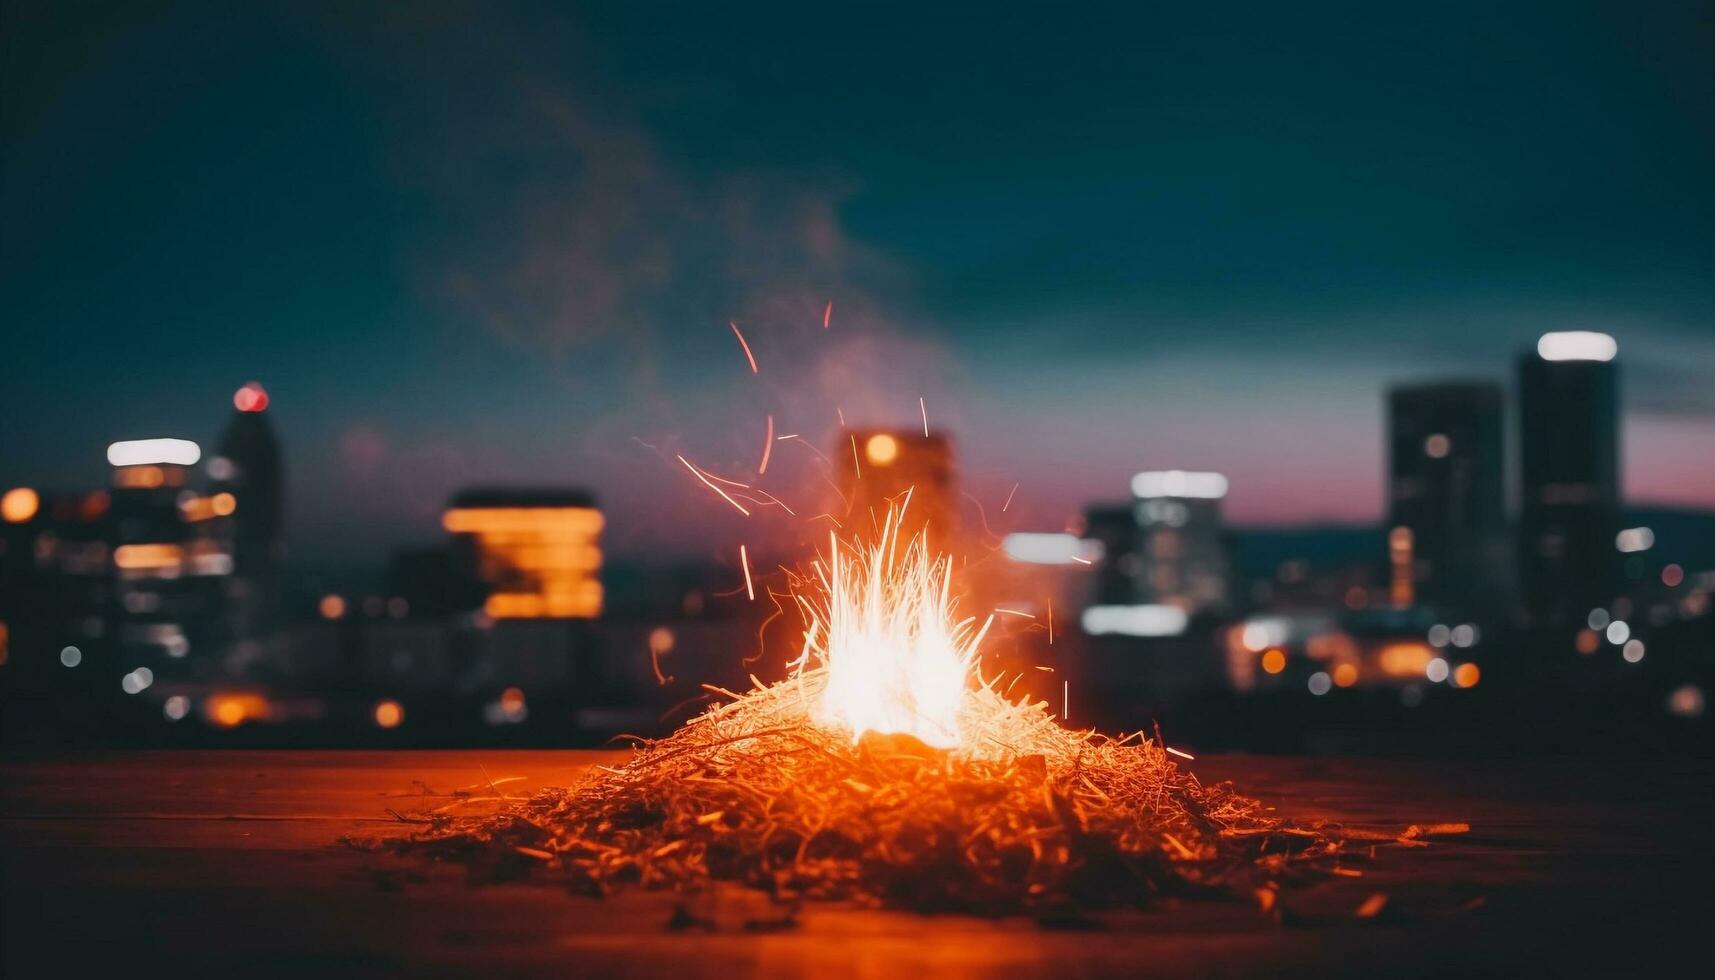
[395,670,1341,912]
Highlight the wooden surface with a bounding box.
[3,750,1711,978]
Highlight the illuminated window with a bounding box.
[444,502,605,619]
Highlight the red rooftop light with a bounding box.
[233,382,269,413]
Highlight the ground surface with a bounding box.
[2,750,1710,978]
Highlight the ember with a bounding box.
[399,667,1339,911]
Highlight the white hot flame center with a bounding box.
[798,503,990,749]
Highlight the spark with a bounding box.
[836,406,846,427]
[1048,601,1054,644]
[1034,665,1055,672]
[849,433,862,478]
[919,397,929,437]
[677,455,751,516]
[758,415,774,474]
[650,641,674,686]
[1063,681,1069,721]
[994,607,1035,619]
[776,432,798,440]
[1070,555,1093,565]
[738,487,798,516]
[1165,746,1196,761]
[823,300,832,329]
[740,545,755,601]
[729,320,759,374]
[1001,483,1019,512]
[699,469,753,489]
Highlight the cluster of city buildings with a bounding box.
[1,332,1710,744]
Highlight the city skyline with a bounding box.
[4,2,1714,563]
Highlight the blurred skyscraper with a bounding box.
[1386,382,1508,612]
[1081,504,1142,606]
[1518,332,1620,625]
[834,429,956,552]
[1127,470,1233,616]
[209,382,285,639]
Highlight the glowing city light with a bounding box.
[444,503,604,619]
[1081,604,1190,637]
[1130,470,1229,499]
[1615,527,1655,553]
[1379,642,1433,677]
[60,646,82,668]
[1,487,39,523]
[1536,331,1617,362]
[1605,620,1630,645]
[373,699,404,729]
[1423,433,1451,458]
[1622,639,1645,663]
[1667,684,1705,718]
[107,438,201,467]
[206,693,268,728]
[1307,672,1332,695]
[164,696,190,721]
[233,381,269,413]
[1426,657,1450,683]
[121,667,154,694]
[864,433,900,466]
[1240,617,1290,652]
[1001,532,1104,565]
[1260,648,1287,674]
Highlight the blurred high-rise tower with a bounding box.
[1386,382,1508,612]
[834,429,956,553]
[1127,470,1232,616]
[1517,332,1620,626]
[210,382,285,636]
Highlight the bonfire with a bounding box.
[394,503,1363,913]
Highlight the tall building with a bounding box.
[208,382,285,638]
[1082,504,1143,605]
[834,429,956,553]
[1386,382,1508,611]
[210,382,284,576]
[1127,470,1232,615]
[1518,331,1620,625]
[443,488,604,619]
[106,437,220,687]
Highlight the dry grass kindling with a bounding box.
[392,669,1351,913]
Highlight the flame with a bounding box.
[795,500,992,749]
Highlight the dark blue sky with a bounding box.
[4,1,1712,563]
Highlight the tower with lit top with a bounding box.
[1517,332,1619,625]
[834,430,957,555]
[210,382,286,636]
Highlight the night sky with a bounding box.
[4,1,1713,564]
